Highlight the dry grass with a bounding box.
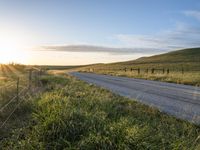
[89,69,200,86]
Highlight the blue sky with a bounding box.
[0,0,200,65]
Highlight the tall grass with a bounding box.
[90,69,200,86]
[0,64,28,108]
[1,75,199,149]
[0,64,42,142]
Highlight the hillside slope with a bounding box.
[84,48,200,86]
[122,47,200,65]
[89,48,200,70]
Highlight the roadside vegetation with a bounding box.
[81,48,200,86]
[89,70,200,86]
[0,64,27,106]
[1,73,199,149]
[0,64,43,143]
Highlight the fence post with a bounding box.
[124,68,126,72]
[167,69,169,74]
[163,68,165,74]
[131,68,132,72]
[151,68,154,74]
[16,77,19,103]
[37,71,40,86]
[28,69,32,90]
[138,68,140,74]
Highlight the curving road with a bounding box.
[71,72,200,125]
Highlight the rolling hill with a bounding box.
[124,47,200,64]
[82,47,200,86]
[88,47,200,71]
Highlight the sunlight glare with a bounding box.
[0,28,29,64]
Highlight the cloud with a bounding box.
[40,24,200,55]
[40,11,200,55]
[115,24,200,50]
[40,45,161,55]
[183,10,200,21]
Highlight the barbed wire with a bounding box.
[0,98,23,128]
[0,85,45,128]
[0,82,16,89]
[0,87,28,112]
[0,69,44,129]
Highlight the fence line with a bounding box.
[0,82,16,89]
[86,67,200,75]
[0,68,45,128]
[0,87,27,112]
[0,97,24,128]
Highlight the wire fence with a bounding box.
[85,67,200,75]
[0,68,45,129]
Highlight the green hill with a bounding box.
[89,48,200,71]
[121,47,200,65]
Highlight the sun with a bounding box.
[0,28,29,64]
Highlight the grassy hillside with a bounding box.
[83,48,200,86]
[1,74,199,149]
[92,47,200,70]
[125,47,200,64]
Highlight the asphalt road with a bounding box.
[71,72,200,124]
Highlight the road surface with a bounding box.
[71,72,200,124]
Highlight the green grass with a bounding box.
[81,48,200,86]
[1,74,199,149]
[125,47,200,64]
[0,97,35,141]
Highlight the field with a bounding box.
[81,48,200,86]
[0,73,200,149]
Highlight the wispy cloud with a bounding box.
[183,10,200,21]
[40,45,159,55]
[40,23,200,55]
[40,11,200,55]
[115,24,200,50]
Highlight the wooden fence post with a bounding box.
[37,71,40,86]
[124,68,126,72]
[167,69,169,74]
[16,77,19,103]
[138,68,140,74]
[163,68,165,74]
[28,69,32,90]
[151,68,154,74]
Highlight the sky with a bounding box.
[0,0,200,65]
